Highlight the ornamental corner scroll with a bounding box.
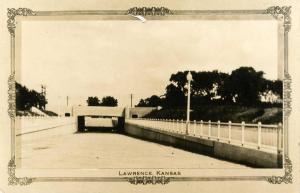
[266,156,293,184]
[7,8,36,36]
[128,176,171,185]
[127,7,173,16]
[265,6,291,33]
[8,157,35,186]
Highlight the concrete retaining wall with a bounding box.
[124,123,282,168]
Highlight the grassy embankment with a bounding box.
[143,105,282,124]
[17,108,58,116]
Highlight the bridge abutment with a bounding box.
[77,116,85,132]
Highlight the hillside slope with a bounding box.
[143,105,282,124]
[17,107,58,117]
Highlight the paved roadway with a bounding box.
[16,120,249,169]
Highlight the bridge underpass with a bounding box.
[73,106,125,132]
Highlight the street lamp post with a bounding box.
[186,71,193,135]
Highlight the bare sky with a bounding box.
[19,19,278,113]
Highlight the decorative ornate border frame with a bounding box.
[7,6,293,185]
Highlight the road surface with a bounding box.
[16,119,249,169]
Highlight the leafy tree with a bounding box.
[136,99,147,107]
[168,70,229,107]
[259,79,283,103]
[86,96,100,106]
[16,82,29,110]
[38,94,47,109]
[136,95,162,107]
[100,96,118,107]
[222,67,265,106]
[191,70,229,99]
[169,71,189,92]
[138,67,282,110]
[270,80,283,98]
[163,84,186,108]
[16,82,48,110]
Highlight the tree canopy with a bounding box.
[220,67,265,106]
[87,96,118,107]
[137,67,282,108]
[136,95,162,107]
[101,96,118,106]
[86,96,100,106]
[16,82,47,110]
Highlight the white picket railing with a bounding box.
[125,118,283,154]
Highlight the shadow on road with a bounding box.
[74,127,119,134]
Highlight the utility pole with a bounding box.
[41,85,46,97]
[41,85,47,110]
[130,94,133,108]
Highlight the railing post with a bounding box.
[157,119,161,129]
[217,120,220,141]
[258,122,262,149]
[159,119,162,130]
[193,120,196,136]
[200,120,203,137]
[165,119,168,131]
[277,123,282,154]
[176,119,179,133]
[166,119,169,131]
[181,119,184,133]
[152,119,155,129]
[171,119,174,132]
[241,121,245,146]
[228,121,232,143]
[158,119,161,130]
[208,120,211,139]
[160,119,162,130]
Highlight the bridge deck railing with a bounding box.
[125,118,283,154]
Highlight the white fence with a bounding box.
[126,118,283,153]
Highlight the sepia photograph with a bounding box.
[0,0,299,192]
[14,13,284,171]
